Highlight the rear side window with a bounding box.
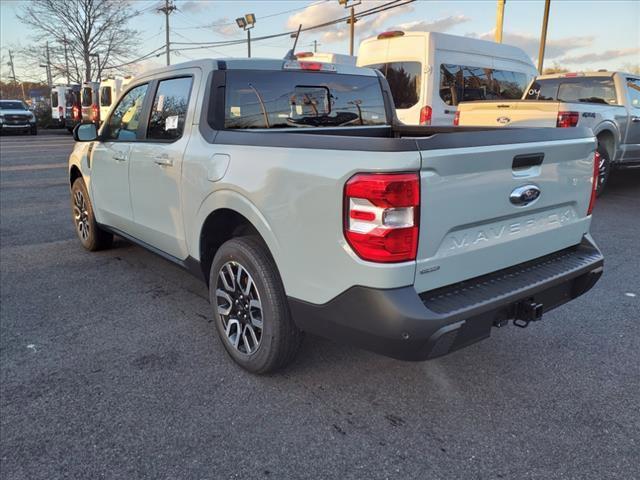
[100,86,112,106]
[526,77,618,105]
[147,77,192,141]
[439,64,529,106]
[223,70,387,129]
[66,91,79,107]
[51,92,59,108]
[627,78,640,108]
[82,87,93,106]
[363,62,421,109]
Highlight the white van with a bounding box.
[357,31,538,125]
[295,51,356,66]
[51,85,73,127]
[99,76,132,122]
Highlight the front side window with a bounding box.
[364,62,421,109]
[147,77,192,140]
[440,64,529,106]
[51,92,59,108]
[82,87,93,107]
[626,78,640,108]
[223,70,387,129]
[104,84,148,141]
[100,87,112,107]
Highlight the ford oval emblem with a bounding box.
[497,116,511,124]
[510,184,541,206]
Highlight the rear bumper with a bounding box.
[289,236,603,361]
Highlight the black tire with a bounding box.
[70,178,113,251]
[209,236,303,374]
[30,126,37,135]
[595,144,611,197]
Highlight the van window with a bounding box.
[100,86,112,107]
[362,62,421,109]
[147,77,192,141]
[66,91,79,107]
[439,64,528,106]
[223,70,387,129]
[51,92,59,108]
[82,87,93,107]
[525,77,618,105]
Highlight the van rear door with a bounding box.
[413,128,596,294]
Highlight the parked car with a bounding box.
[65,85,82,132]
[295,51,356,66]
[455,71,640,195]
[357,31,538,126]
[81,81,100,124]
[0,99,37,135]
[68,59,603,373]
[99,76,132,123]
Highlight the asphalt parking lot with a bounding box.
[1,131,638,480]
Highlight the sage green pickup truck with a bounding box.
[68,58,604,373]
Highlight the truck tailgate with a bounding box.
[413,128,596,294]
[458,101,559,127]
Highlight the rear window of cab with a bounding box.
[525,77,618,105]
[223,70,388,129]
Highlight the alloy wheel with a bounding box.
[73,189,90,241]
[215,261,263,355]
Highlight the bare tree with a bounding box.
[17,0,140,83]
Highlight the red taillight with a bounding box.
[344,172,420,263]
[557,111,579,128]
[453,110,460,126]
[419,105,432,126]
[72,105,80,120]
[588,151,599,215]
[377,31,404,40]
[91,104,100,123]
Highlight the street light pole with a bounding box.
[537,0,551,73]
[247,29,251,58]
[236,14,256,59]
[495,0,506,43]
[349,6,355,56]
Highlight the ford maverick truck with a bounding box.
[455,71,640,195]
[68,59,604,373]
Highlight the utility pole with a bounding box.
[348,6,356,56]
[63,35,71,83]
[495,0,506,43]
[247,29,251,58]
[45,41,52,88]
[8,50,17,83]
[158,0,177,66]
[313,40,318,53]
[537,0,551,73]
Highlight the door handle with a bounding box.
[113,153,127,162]
[154,156,174,167]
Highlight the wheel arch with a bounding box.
[194,191,282,286]
[69,164,82,186]
[593,125,617,161]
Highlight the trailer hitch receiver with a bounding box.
[513,300,544,328]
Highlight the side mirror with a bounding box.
[74,123,98,142]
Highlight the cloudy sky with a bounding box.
[1,0,639,79]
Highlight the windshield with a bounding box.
[524,77,618,105]
[0,101,27,110]
[223,70,387,129]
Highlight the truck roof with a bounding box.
[134,58,378,82]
